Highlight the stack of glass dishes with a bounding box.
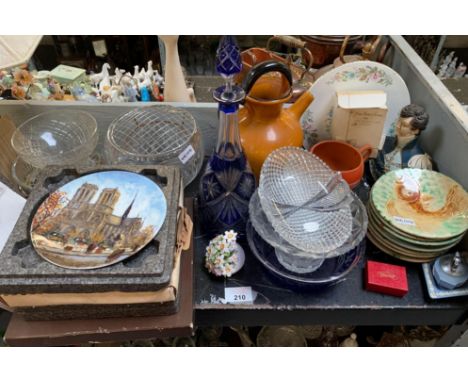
[247,147,368,287]
[11,110,98,193]
[367,168,468,263]
[106,105,204,186]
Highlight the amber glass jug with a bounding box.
[239,61,314,179]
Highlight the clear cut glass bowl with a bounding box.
[246,219,366,289]
[105,105,204,186]
[258,146,353,253]
[249,189,367,274]
[249,190,325,273]
[11,110,98,168]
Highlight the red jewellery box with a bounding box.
[365,260,408,297]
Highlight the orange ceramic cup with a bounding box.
[310,140,372,188]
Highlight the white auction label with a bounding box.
[393,216,416,226]
[178,145,195,164]
[224,286,254,304]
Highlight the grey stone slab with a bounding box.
[0,165,181,294]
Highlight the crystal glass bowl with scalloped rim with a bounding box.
[246,219,366,289]
[258,146,353,253]
[249,189,367,273]
[105,105,204,186]
[11,110,98,169]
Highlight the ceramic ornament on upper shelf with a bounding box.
[146,60,154,81]
[159,35,195,102]
[133,65,140,82]
[89,63,110,88]
[113,67,125,86]
[154,70,164,86]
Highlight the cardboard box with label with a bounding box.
[331,90,388,158]
[50,64,86,84]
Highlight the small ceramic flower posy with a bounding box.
[205,230,245,277]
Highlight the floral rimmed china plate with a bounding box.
[300,61,411,149]
[30,170,167,270]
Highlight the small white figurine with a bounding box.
[113,67,126,86]
[133,65,140,82]
[89,63,110,87]
[340,333,359,347]
[138,67,146,82]
[146,60,154,81]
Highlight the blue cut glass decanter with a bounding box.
[199,36,256,235]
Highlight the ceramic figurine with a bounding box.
[99,69,111,94]
[89,63,110,88]
[113,67,125,85]
[205,230,245,277]
[11,83,26,100]
[138,72,152,90]
[199,36,256,235]
[47,78,64,100]
[446,57,458,78]
[140,86,151,102]
[154,70,164,86]
[370,104,433,181]
[152,83,163,101]
[437,51,454,78]
[138,67,146,82]
[340,333,359,347]
[13,69,33,86]
[146,60,154,81]
[159,35,193,102]
[133,65,140,82]
[123,84,138,102]
[121,75,139,102]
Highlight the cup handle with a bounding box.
[358,144,373,161]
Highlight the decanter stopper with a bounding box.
[213,35,245,105]
[216,35,241,77]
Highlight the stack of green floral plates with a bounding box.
[367,168,468,263]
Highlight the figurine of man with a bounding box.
[370,104,432,181]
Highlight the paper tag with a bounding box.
[393,216,416,226]
[178,145,195,164]
[224,287,254,304]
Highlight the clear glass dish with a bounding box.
[249,190,325,273]
[11,110,98,168]
[258,147,353,253]
[249,190,368,273]
[10,156,40,195]
[246,219,365,289]
[106,105,204,186]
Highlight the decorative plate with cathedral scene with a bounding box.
[30,170,167,269]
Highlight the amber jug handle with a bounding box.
[241,60,293,99]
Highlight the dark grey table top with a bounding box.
[186,164,468,327]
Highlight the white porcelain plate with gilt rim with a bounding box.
[30,170,167,270]
[300,61,410,149]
